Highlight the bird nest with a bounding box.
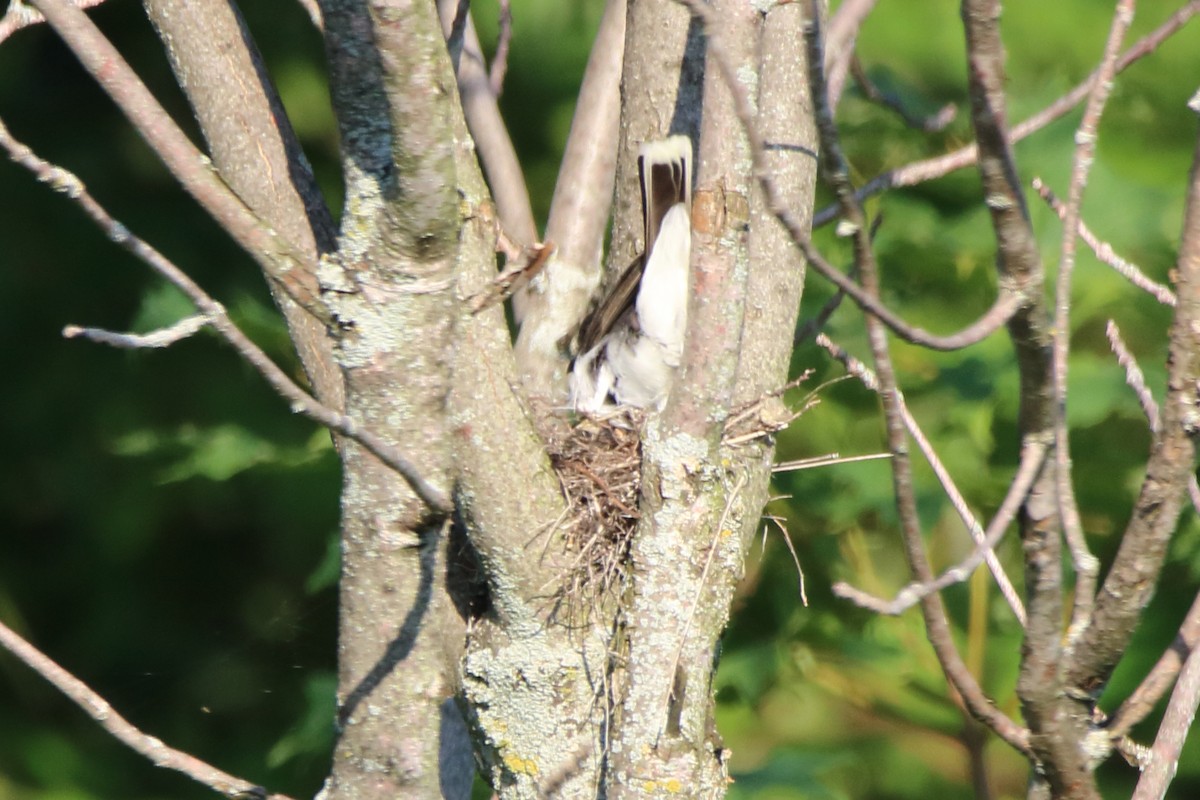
[533,371,816,620]
[538,410,645,618]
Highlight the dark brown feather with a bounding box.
[577,253,643,354]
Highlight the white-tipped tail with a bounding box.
[570,136,693,413]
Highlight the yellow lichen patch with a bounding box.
[503,753,540,776]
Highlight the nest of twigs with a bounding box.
[538,410,645,618]
[535,371,818,620]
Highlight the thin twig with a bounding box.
[0,0,104,44]
[1131,625,1200,800]
[849,56,956,132]
[765,514,808,606]
[1110,589,1200,739]
[824,0,878,110]
[818,334,1027,624]
[1053,0,1133,648]
[1106,321,1200,517]
[0,618,295,800]
[1035,179,1175,306]
[0,116,452,514]
[802,3,1030,755]
[832,437,1046,617]
[1106,321,1161,426]
[772,452,892,472]
[63,315,209,349]
[814,1,1200,228]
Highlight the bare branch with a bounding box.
[1110,589,1200,739]
[1036,178,1176,306]
[0,618,295,800]
[0,116,452,514]
[0,0,103,44]
[1106,320,1200,514]
[824,0,878,110]
[850,57,957,133]
[961,0,1089,791]
[805,5,1031,754]
[144,0,343,410]
[1131,627,1200,800]
[1052,0,1133,647]
[1108,320,1162,428]
[1066,96,1200,706]
[818,334,1027,624]
[772,452,892,472]
[514,0,625,397]
[489,0,513,96]
[815,1,1200,228]
[29,0,336,320]
[62,315,208,349]
[832,434,1045,618]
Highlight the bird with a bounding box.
[569,135,692,414]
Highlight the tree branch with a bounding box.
[1110,589,1200,739]
[143,0,344,410]
[815,1,1200,228]
[1051,0,1133,644]
[806,1,1031,756]
[0,116,451,514]
[962,0,1082,792]
[823,0,877,111]
[0,618,295,800]
[1036,179,1176,306]
[514,0,625,398]
[819,334,1027,624]
[436,0,537,248]
[1106,321,1200,514]
[29,0,336,321]
[1067,114,1200,702]
[1131,624,1200,800]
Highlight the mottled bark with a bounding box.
[318,1,469,796]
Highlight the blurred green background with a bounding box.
[2,1,1199,798]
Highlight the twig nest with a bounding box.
[540,409,645,615]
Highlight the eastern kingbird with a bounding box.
[570,135,692,413]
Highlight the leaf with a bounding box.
[266,671,337,768]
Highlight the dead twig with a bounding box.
[1051,0,1133,645]
[0,0,104,44]
[849,57,956,133]
[0,115,452,514]
[814,1,1200,228]
[63,315,209,349]
[0,618,295,800]
[1035,178,1175,306]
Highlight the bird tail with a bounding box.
[637,135,692,267]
